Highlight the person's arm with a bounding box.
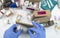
[4,24,23,38]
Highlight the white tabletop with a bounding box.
[0,5,60,38]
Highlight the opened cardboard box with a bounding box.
[32,10,51,23]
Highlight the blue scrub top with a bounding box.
[41,0,57,11]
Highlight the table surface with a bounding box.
[0,5,60,38]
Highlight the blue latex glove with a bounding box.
[41,0,57,11]
[10,3,17,8]
[4,24,23,38]
[28,22,46,38]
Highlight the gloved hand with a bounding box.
[10,3,17,8]
[4,24,23,38]
[28,22,46,38]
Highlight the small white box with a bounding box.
[5,10,13,17]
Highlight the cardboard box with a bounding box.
[16,14,33,27]
[34,17,50,23]
[33,10,51,17]
[33,10,51,23]
[16,22,33,27]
